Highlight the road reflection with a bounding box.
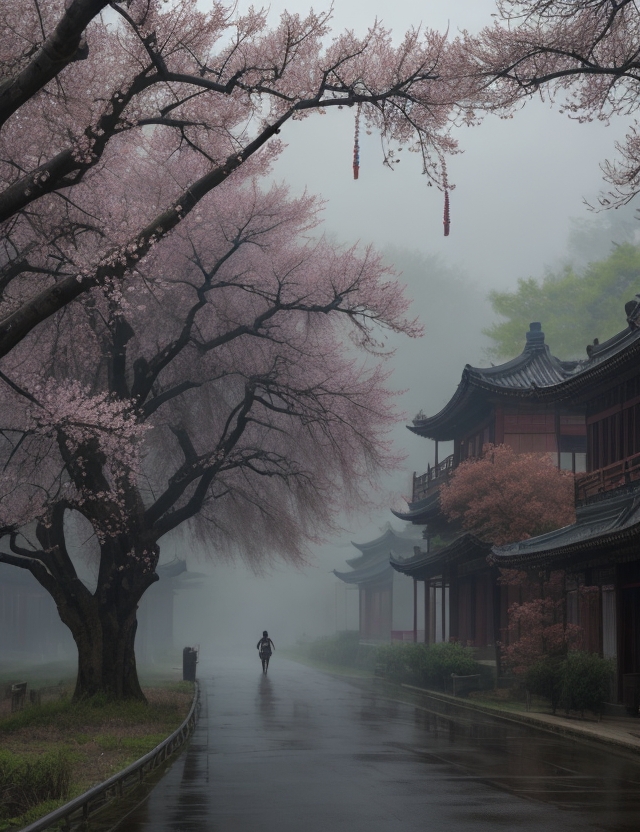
[112,660,640,832]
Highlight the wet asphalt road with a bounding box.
[115,656,640,832]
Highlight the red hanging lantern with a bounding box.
[442,160,450,236]
[353,103,361,180]
[443,188,450,237]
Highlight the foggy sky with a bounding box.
[180,1,639,652]
[265,0,632,290]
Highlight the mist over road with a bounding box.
[116,657,640,831]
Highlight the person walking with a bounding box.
[257,631,275,673]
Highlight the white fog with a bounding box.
[161,0,639,655]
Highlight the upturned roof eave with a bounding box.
[409,352,572,440]
[333,562,395,585]
[489,521,640,568]
[410,322,640,441]
[490,485,640,567]
[408,369,473,440]
[391,533,491,577]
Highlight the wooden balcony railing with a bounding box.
[413,454,455,502]
[575,453,640,504]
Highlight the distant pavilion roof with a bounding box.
[391,491,442,525]
[490,483,640,570]
[334,527,421,585]
[157,558,187,579]
[411,312,640,441]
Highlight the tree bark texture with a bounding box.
[23,513,159,702]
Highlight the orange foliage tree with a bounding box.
[440,443,579,673]
[439,444,575,546]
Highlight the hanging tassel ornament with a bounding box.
[442,161,450,237]
[353,102,361,180]
[443,189,450,237]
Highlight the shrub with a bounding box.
[559,651,613,717]
[307,631,361,667]
[0,750,71,820]
[375,642,480,692]
[525,656,564,714]
[422,642,480,690]
[375,644,412,682]
[525,651,613,716]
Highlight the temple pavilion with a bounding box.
[0,558,197,665]
[390,322,588,663]
[491,298,640,707]
[333,525,423,642]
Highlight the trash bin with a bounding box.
[622,673,640,715]
[183,646,198,682]
[11,682,27,713]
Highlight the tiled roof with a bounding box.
[409,318,640,440]
[466,348,579,391]
[335,527,422,585]
[390,491,441,524]
[390,533,491,579]
[490,484,640,568]
[333,560,395,585]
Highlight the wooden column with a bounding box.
[449,568,459,643]
[494,406,505,445]
[434,440,439,470]
[615,563,624,703]
[441,575,447,643]
[424,579,431,643]
[413,578,418,643]
[491,566,502,682]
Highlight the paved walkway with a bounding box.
[113,657,640,832]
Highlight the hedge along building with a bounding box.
[333,526,423,642]
[390,323,588,664]
[491,299,640,707]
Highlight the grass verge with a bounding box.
[0,680,193,832]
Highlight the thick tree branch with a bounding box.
[0,112,291,359]
[0,0,107,130]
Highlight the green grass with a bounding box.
[0,681,193,832]
[0,693,188,734]
[0,749,72,823]
[94,733,169,755]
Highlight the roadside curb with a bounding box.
[396,682,640,756]
[17,682,200,832]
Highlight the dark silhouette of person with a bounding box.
[257,630,275,673]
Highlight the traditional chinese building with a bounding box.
[492,300,640,705]
[390,323,588,662]
[0,558,195,665]
[0,562,72,661]
[333,526,423,642]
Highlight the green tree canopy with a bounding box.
[485,243,640,360]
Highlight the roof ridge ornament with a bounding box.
[625,295,640,330]
[524,321,545,352]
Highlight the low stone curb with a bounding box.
[398,682,640,756]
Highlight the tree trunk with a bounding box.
[70,601,146,701]
[24,506,159,702]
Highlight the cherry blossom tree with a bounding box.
[466,0,640,207]
[0,168,419,700]
[0,0,478,360]
[498,569,584,675]
[441,443,579,675]
[440,443,575,545]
